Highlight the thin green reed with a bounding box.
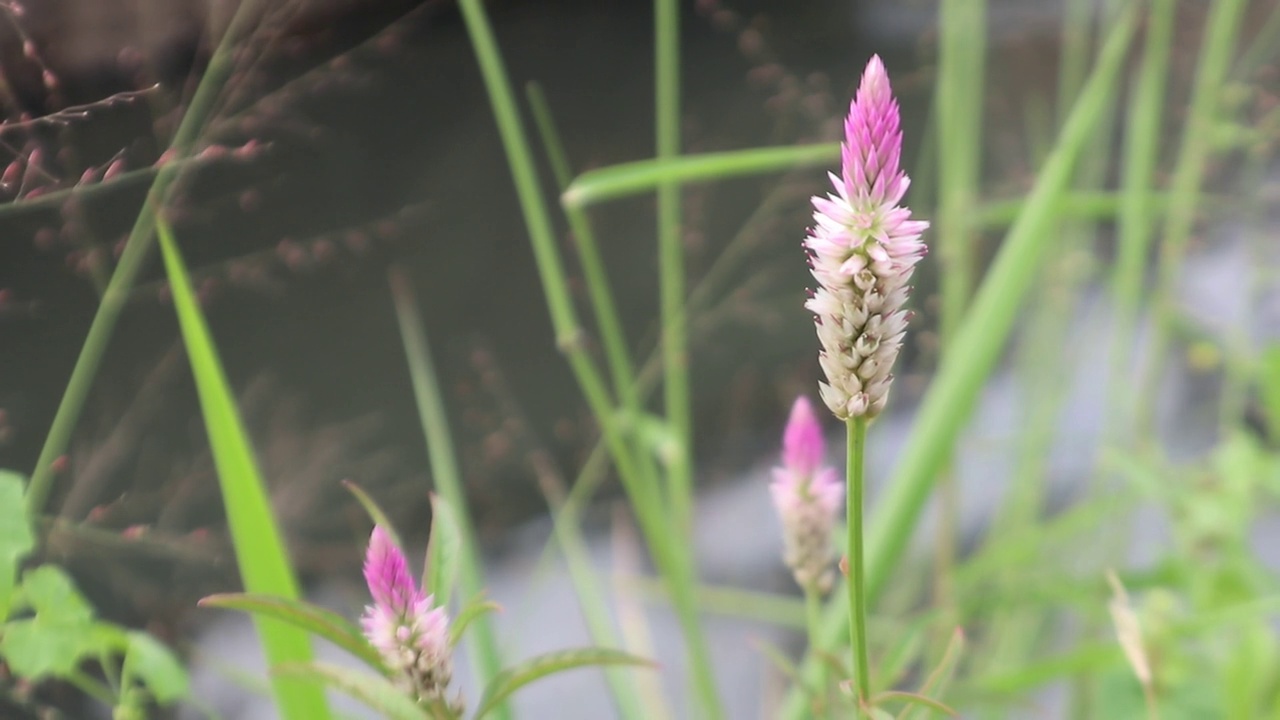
[155,219,330,720]
[779,8,1139,716]
[387,268,508,719]
[654,0,694,539]
[524,83,651,720]
[1138,0,1248,440]
[1110,0,1175,438]
[24,0,264,517]
[932,0,987,636]
[526,84,639,415]
[453,2,723,716]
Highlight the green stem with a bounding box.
[24,0,263,518]
[846,417,871,708]
[804,584,827,712]
[455,2,721,716]
[387,268,507,719]
[655,0,694,539]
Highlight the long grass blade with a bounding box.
[155,219,330,720]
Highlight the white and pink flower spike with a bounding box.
[805,55,928,420]
[771,396,844,592]
[361,526,454,705]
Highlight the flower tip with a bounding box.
[783,395,824,474]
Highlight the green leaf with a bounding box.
[448,594,502,647]
[561,143,839,208]
[342,480,404,550]
[0,471,34,620]
[874,691,959,717]
[156,218,330,720]
[272,662,435,720]
[0,617,94,680]
[21,565,94,623]
[123,631,190,704]
[473,648,656,719]
[424,494,461,605]
[199,593,384,670]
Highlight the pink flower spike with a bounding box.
[782,396,825,478]
[363,526,420,614]
[771,396,845,592]
[360,525,456,706]
[804,55,928,420]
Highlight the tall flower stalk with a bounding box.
[803,55,928,707]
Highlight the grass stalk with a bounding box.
[155,219,329,720]
[778,7,1138,715]
[1110,0,1176,437]
[387,268,507,718]
[454,2,722,715]
[1137,0,1249,440]
[932,0,987,647]
[654,0,694,540]
[24,0,264,517]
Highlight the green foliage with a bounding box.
[471,648,656,720]
[198,593,384,670]
[0,475,189,709]
[156,218,330,720]
[425,494,462,606]
[274,662,441,720]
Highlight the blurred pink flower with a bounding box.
[361,526,453,704]
[805,55,928,419]
[771,396,844,591]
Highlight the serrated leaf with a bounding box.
[473,648,656,719]
[21,565,94,624]
[343,480,404,550]
[199,593,384,670]
[272,662,435,720]
[424,494,460,605]
[0,616,94,679]
[448,594,501,647]
[0,471,32,620]
[123,631,190,704]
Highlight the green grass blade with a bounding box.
[561,144,838,208]
[198,593,384,670]
[778,7,1139,716]
[386,267,506,718]
[155,219,330,720]
[472,648,656,720]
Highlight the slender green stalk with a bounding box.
[845,417,871,708]
[387,268,507,719]
[156,219,329,720]
[454,2,722,715]
[1056,0,1094,126]
[1110,0,1175,437]
[24,0,264,517]
[562,143,838,208]
[933,0,987,644]
[778,8,1138,716]
[654,0,694,541]
[526,83,638,408]
[1137,0,1248,439]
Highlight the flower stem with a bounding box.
[804,583,826,710]
[845,417,871,708]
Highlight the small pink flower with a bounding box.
[771,396,844,591]
[805,55,928,420]
[361,526,453,704]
